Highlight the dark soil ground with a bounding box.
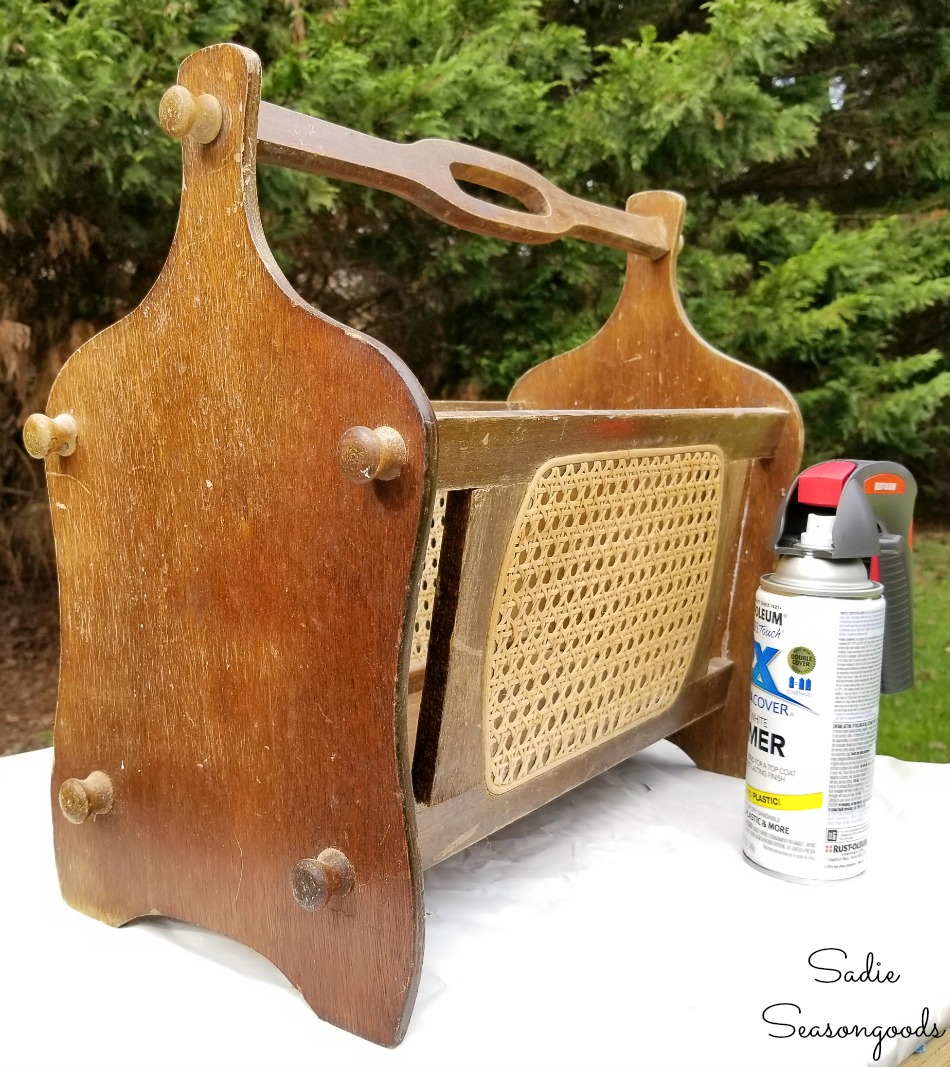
[0,581,59,755]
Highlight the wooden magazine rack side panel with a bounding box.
[46,44,433,1047]
[508,192,805,777]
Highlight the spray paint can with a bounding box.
[742,460,916,883]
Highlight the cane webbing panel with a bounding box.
[411,492,447,669]
[485,448,723,792]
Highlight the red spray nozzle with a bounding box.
[797,460,858,508]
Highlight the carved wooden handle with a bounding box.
[256,102,671,259]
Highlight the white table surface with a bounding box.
[1,741,947,1067]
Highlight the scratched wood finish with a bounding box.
[432,407,786,489]
[39,43,807,1047]
[46,44,433,1047]
[508,191,805,777]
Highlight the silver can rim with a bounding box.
[759,572,884,599]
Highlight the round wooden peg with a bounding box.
[337,425,408,483]
[291,849,355,910]
[59,771,114,825]
[23,413,78,459]
[159,84,223,144]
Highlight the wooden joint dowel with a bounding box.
[291,849,355,910]
[159,84,223,144]
[23,413,78,459]
[59,772,114,825]
[337,425,407,483]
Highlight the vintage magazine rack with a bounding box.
[25,44,803,1046]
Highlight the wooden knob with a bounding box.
[159,84,223,144]
[59,771,114,825]
[23,413,77,459]
[337,426,407,483]
[291,849,355,910]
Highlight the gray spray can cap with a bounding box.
[771,460,917,694]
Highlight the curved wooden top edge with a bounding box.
[154,45,672,260]
[150,43,435,431]
[509,189,804,441]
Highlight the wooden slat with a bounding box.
[430,400,524,411]
[414,483,527,804]
[433,407,787,489]
[684,458,753,686]
[256,102,670,257]
[415,659,733,867]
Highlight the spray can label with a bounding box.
[742,588,885,881]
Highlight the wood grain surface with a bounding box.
[256,102,670,257]
[432,407,786,488]
[46,44,434,1047]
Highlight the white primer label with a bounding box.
[742,588,885,881]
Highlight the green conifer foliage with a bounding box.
[1,0,948,581]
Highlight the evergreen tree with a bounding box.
[687,0,950,509]
[547,0,950,506]
[1,0,947,579]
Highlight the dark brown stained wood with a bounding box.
[58,771,114,824]
[412,490,472,802]
[45,44,433,1048]
[433,407,786,489]
[255,102,670,258]
[683,459,754,687]
[430,400,525,411]
[415,658,733,868]
[337,424,408,483]
[415,483,529,805]
[508,190,805,778]
[407,689,423,752]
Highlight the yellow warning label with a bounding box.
[747,785,823,811]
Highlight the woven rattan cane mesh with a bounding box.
[485,448,723,792]
[411,492,447,668]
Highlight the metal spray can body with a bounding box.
[742,548,885,883]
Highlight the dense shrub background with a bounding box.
[2,0,948,580]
